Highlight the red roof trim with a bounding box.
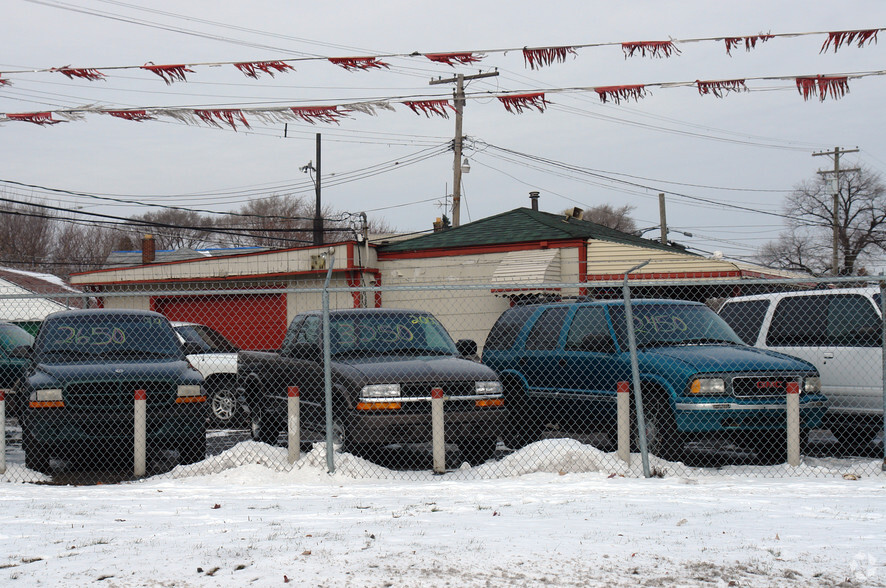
[378,239,586,260]
[72,267,363,287]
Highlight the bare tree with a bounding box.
[758,166,886,276]
[577,203,637,233]
[50,221,119,276]
[126,209,214,250]
[0,198,57,271]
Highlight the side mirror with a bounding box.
[456,339,478,359]
[9,345,32,359]
[289,342,323,362]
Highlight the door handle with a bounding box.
[823,352,834,359]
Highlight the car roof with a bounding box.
[722,286,879,304]
[44,309,166,320]
[511,298,704,311]
[300,308,435,317]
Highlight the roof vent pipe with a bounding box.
[529,191,540,211]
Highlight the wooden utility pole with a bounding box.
[313,133,323,246]
[430,71,498,227]
[658,193,668,245]
[814,147,859,276]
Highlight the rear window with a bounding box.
[484,306,537,351]
[718,299,770,345]
[767,294,881,347]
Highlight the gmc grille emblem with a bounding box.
[755,381,784,389]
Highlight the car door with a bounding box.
[557,305,625,428]
[765,293,881,414]
[519,306,571,421]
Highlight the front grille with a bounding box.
[400,381,477,398]
[731,375,799,399]
[64,381,176,410]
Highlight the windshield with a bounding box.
[175,324,238,353]
[609,303,744,350]
[35,314,183,361]
[0,323,34,351]
[328,312,457,356]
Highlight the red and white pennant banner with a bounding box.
[424,53,483,66]
[498,93,550,113]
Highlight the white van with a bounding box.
[718,287,883,450]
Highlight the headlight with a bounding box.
[689,378,726,395]
[361,384,401,398]
[176,385,203,397]
[475,381,502,395]
[804,376,821,394]
[33,388,63,402]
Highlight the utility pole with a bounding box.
[430,70,498,227]
[814,147,859,276]
[658,193,668,246]
[313,133,323,246]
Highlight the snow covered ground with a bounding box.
[2,439,885,587]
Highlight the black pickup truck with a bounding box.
[10,309,207,473]
[238,308,506,464]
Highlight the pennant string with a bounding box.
[594,85,647,104]
[724,34,774,56]
[233,61,294,78]
[289,106,351,124]
[696,79,748,97]
[105,110,155,122]
[820,30,879,53]
[498,92,550,114]
[403,100,453,118]
[328,57,390,71]
[522,46,578,69]
[424,53,482,66]
[141,64,195,84]
[796,75,850,101]
[622,41,681,58]
[194,109,251,130]
[6,112,64,125]
[52,67,106,81]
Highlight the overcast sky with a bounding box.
[2,1,885,266]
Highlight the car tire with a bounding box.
[502,379,543,450]
[251,408,282,446]
[634,393,683,462]
[458,437,497,466]
[830,421,878,455]
[23,431,52,474]
[207,378,241,428]
[179,435,207,465]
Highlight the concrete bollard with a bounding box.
[287,386,300,464]
[431,387,445,474]
[786,382,800,467]
[134,389,147,477]
[617,381,631,465]
[0,390,6,475]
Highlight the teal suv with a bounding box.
[482,299,827,461]
[10,309,207,474]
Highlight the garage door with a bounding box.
[152,294,287,350]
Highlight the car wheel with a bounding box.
[634,393,683,462]
[251,408,282,446]
[207,379,241,428]
[23,431,52,474]
[830,422,878,455]
[458,437,497,466]
[179,435,207,465]
[502,379,543,450]
[753,430,787,465]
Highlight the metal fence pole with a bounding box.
[431,387,445,473]
[322,251,336,474]
[0,390,6,475]
[623,261,651,478]
[880,281,886,472]
[134,389,146,477]
[786,382,800,466]
[617,381,630,464]
[287,386,300,464]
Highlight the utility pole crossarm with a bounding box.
[429,71,499,228]
[813,146,860,276]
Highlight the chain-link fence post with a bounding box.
[287,386,300,464]
[0,390,5,475]
[880,281,886,472]
[322,251,335,474]
[134,389,146,477]
[787,382,800,466]
[431,387,445,473]
[623,261,651,478]
[617,381,630,464]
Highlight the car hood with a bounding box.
[34,360,196,384]
[337,354,497,383]
[639,344,816,373]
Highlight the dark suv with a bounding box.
[10,309,207,473]
[482,299,826,461]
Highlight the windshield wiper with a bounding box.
[683,338,739,345]
[390,347,452,356]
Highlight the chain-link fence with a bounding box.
[1,275,884,484]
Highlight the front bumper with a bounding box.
[674,398,828,432]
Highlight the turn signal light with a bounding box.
[356,402,402,411]
[475,398,504,408]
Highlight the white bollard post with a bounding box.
[0,390,6,475]
[431,387,445,474]
[134,389,146,477]
[287,386,300,464]
[617,381,631,465]
[786,381,800,466]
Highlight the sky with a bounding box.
[2,439,885,586]
[2,1,886,267]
